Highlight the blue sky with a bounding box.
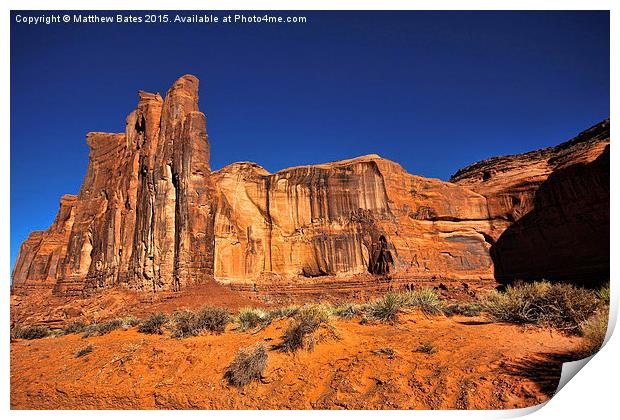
[10,11,609,271]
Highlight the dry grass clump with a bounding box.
[596,283,610,305]
[75,344,94,358]
[415,342,437,354]
[62,320,86,335]
[281,305,334,352]
[331,303,366,320]
[168,307,230,338]
[401,288,443,315]
[482,281,601,333]
[195,306,231,334]
[121,316,141,328]
[11,324,51,340]
[82,319,124,338]
[267,305,300,320]
[372,347,396,359]
[138,312,168,335]
[170,310,201,338]
[237,307,270,331]
[367,292,403,323]
[579,308,609,356]
[224,343,268,387]
[442,302,483,317]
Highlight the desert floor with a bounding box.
[11,308,584,409]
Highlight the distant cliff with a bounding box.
[11,76,610,295]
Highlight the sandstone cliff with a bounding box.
[14,75,216,295]
[11,76,609,295]
[451,120,609,285]
[212,155,498,284]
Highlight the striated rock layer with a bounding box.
[14,75,216,295]
[12,75,610,295]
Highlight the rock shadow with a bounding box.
[499,351,583,397]
[491,146,609,287]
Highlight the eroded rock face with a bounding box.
[451,120,610,285]
[212,156,496,283]
[11,75,609,295]
[13,75,216,295]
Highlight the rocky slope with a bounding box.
[11,75,610,295]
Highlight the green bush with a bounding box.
[224,343,268,387]
[281,306,332,352]
[267,305,300,320]
[482,281,601,334]
[367,292,403,323]
[138,313,168,335]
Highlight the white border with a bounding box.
[2,1,617,419]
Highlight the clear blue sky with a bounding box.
[10,11,609,272]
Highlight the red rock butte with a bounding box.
[12,75,610,296]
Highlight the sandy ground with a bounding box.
[10,312,585,410]
[10,283,265,328]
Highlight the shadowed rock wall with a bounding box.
[452,120,610,286]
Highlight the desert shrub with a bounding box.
[195,306,231,334]
[138,312,168,335]
[331,303,366,320]
[596,283,610,305]
[281,306,333,352]
[121,316,141,328]
[237,307,270,331]
[442,302,483,317]
[415,342,437,354]
[12,325,50,340]
[580,309,609,356]
[482,281,601,333]
[367,292,403,323]
[75,345,94,358]
[401,288,443,315]
[169,310,200,338]
[372,347,396,359]
[82,319,124,338]
[97,319,124,334]
[63,320,86,335]
[268,305,300,320]
[224,343,268,387]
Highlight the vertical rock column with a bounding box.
[130,75,215,291]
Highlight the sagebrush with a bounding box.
[482,281,601,333]
[281,306,333,352]
[224,343,268,387]
[11,325,50,340]
[138,313,168,334]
